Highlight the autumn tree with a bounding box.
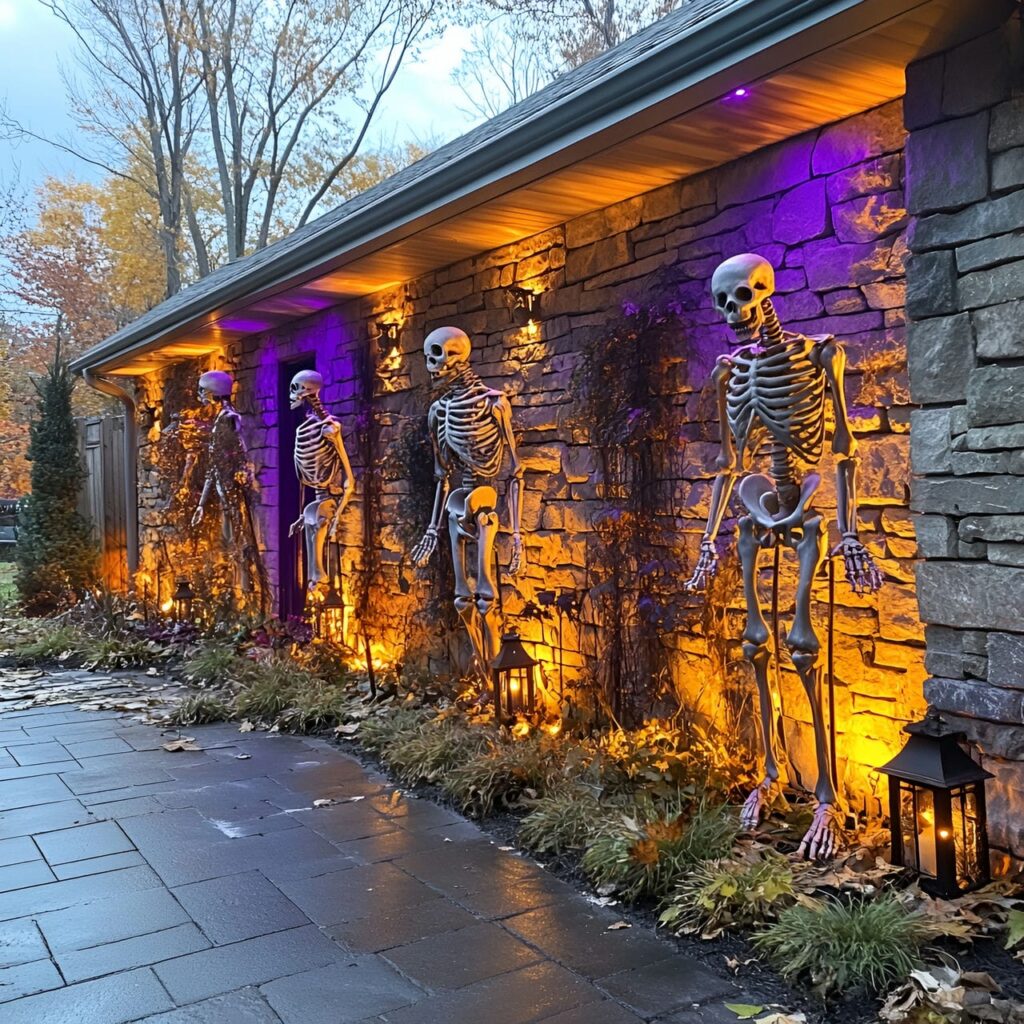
[4,0,440,295]
[456,0,685,118]
[16,334,97,612]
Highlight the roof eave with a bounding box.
[70,0,868,376]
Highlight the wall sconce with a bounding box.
[171,578,195,622]
[376,321,403,354]
[878,711,992,898]
[139,402,162,429]
[492,631,538,720]
[506,287,538,327]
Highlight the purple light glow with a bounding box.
[733,87,748,97]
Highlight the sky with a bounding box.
[0,0,481,200]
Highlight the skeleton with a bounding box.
[190,371,269,611]
[685,253,883,861]
[288,369,355,597]
[411,327,524,675]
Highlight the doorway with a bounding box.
[277,355,316,622]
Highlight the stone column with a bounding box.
[905,20,1024,858]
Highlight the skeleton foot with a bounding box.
[740,776,781,830]
[797,802,844,861]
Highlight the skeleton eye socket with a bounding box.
[715,292,727,307]
[429,345,443,357]
[754,281,768,291]
[736,286,753,302]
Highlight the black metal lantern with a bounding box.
[878,712,992,898]
[492,632,538,719]
[313,587,345,642]
[171,578,195,622]
[506,286,538,326]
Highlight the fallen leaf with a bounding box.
[724,1005,764,1020]
[238,720,255,733]
[162,738,201,752]
[313,798,337,808]
[334,723,360,735]
[498,846,515,852]
[606,921,631,931]
[235,753,252,760]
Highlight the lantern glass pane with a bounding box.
[898,782,920,874]
[954,785,981,890]
[911,785,937,878]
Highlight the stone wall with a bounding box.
[905,21,1024,859]
[137,99,924,818]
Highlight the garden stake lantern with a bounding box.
[492,631,537,720]
[879,712,992,898]
[171,578,195,622]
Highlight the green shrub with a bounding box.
[754,894,930,999]
[182,645,254,687]
[519,785,606,855]
[385,717,490,787]
[358,708,433,753]
[169,693,233,725]
[16,349,97,612]
[659,852,796,938]
[442,734,564,817]
[82,634,160,670]
[581,799,738,904]
[14,623,88,665]
[277,679,350,733]
[233,661,321,722]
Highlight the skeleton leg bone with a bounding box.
[303,494,336,594]
[786,513,844,860]
[474,507,502,671]
[738,514,784,829]
[447,492,487,677]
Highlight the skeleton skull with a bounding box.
[711,253,775,341]
[423,326,471,382]
[289,369,323,410]
[197,370,234,405]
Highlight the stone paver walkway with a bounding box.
[0,697,753,1023]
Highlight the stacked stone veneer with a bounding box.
[137,98,927,821]
[905,22,1024,858]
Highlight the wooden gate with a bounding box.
[78,415,128,591]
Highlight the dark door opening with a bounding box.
[278,356,317,622]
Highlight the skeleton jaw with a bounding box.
[728,307,764,345]
[428,360,470,388]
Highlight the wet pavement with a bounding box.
[0,692,751,1023]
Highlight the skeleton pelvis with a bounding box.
[304,496,337,527]
[738,473,820,532]
[447,485,498,537]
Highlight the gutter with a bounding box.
[69,0,863,376]
[82,370,139,574]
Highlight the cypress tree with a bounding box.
[16,336,97,611]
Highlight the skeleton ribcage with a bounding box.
[726,335,827,466]
[437,379,504,480]
[294,415,341,491]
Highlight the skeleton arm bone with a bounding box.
[411,404,450,565]
[492,393,525,575]
[685,357,738,591]
[325,420,356,541]
[817,339,883,594]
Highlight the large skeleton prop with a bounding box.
[190,370,268,610]
[685,253,883,860]
[288,370,355,598]
[411,327,525,675]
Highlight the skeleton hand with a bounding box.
[411,527,438,567]
[684,538,718,592]
[508,534,524,576]
[797,802,844,861]
[288,517,304,538]
[190,506,204,528]
[832,534,883,594]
